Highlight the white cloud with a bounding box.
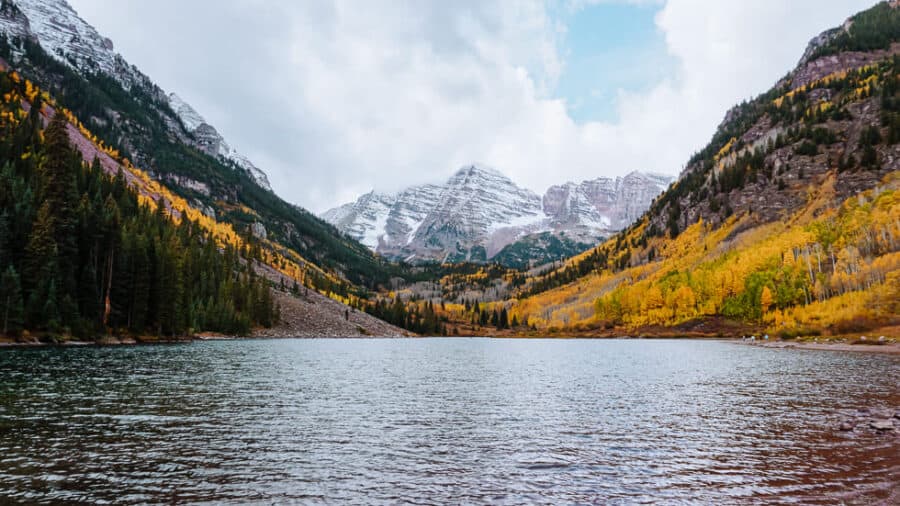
[68,0,875,212]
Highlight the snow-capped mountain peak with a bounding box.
[6,0,146,89]
[322,165,673,265]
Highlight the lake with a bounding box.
[0,339,898,504]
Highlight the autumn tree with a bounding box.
[760,286,774,319]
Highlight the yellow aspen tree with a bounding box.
[760,286,774,317]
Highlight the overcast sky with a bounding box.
[68,0,875,213]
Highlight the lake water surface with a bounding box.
[0,339,898,504]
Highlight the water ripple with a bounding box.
[0,339,897,504]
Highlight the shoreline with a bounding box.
[2,334,900,354]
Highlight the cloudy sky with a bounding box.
[68,0,875,213]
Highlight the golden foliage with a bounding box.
[514,174,900,335]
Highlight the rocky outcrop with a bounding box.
[791,3,900,91]
[0,1,32,43]
[322,165,672,265]
[250,221,267,240]
[5,0,155,92]
[543,172,672,232]
[790,44,900,91]
[163,174,211,196]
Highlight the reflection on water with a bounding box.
[0,339,897,504]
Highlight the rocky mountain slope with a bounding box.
[0,0,271,191]
[505,1,900,338]
[0,0,395,290]
[323,165,672,266]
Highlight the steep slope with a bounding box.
[0,0,395,290]
[323,165,672,266]
[504,2,900,338]
[0,0,271,191]
[0,0,144,88]
[542,171,672,232]
[0,80,278,339]
[0,66,410,340]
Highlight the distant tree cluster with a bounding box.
[366,298,446,335]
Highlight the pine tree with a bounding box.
[0,265,24,336]
[40,112,79,302]
[129,234,151,332]
[42,279,61,334]
[78,262,101,330]
[23,202,58,299]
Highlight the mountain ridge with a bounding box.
[322,165,672,266]
[0,0,272,192]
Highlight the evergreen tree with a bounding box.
[40,112,79,302]
[0,265,24,336]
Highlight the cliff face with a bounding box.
[323,165,672,265]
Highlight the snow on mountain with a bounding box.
[321,191,397,250]
[167,93,272,191]
[1,0,272,191]
[167,92,206,132]
[322,165,673,264]
[543,171,672,232]
[4,0,146,89]
[0,2,34,48]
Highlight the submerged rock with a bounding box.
[870,419,895,431]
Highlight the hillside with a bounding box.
[0,81,277,339]
[489,2,900,338]
[323,165,671,267]
[0,0,396,292]
[0,0,422,340]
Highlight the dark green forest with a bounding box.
[0,83,277,340]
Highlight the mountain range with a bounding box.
[322,166,672,266]
[0,0,420,338]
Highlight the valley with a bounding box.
[0,0,897,342]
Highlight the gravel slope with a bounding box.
[254,290,413,338]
